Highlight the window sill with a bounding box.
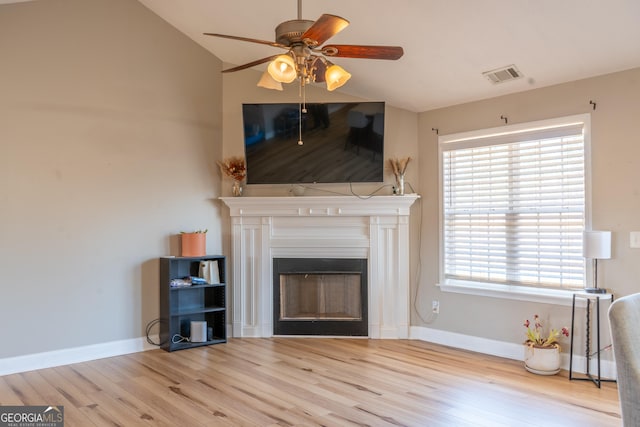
[438,279,580,307]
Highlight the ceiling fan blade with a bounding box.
[322,44,404,60]
[222,55,280,73]
[301,14,349,46]
[203,33,288,49]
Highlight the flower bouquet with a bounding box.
[218,157,247,196]
[524,314,569,349]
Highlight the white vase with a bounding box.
[524,344,561,375]
[395,174,405,195]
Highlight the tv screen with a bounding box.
[242,102,385,184]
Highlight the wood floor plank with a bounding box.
[70,362,177,427]
[79,391,151,427]
[8,371,96,427]
[0,338,621,426]
[36,366,97,409]
[1,372,48,406]
[202,362,322,414]
[121,376,213,426]
[198,366,327,426]
[0,376,24,406]
[193,375,294,426]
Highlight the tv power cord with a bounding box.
[145,318,168,346]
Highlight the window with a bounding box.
[439,114,589,299]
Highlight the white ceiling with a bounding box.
[8,1,640,112]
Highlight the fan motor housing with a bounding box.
[275,20,315,46]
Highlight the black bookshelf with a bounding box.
[159,255,226,351]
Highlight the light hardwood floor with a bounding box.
[0,338,620,426]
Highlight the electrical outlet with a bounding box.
[432,300,440,314]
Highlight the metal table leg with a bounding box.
[568,292,616,388]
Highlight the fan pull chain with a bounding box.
[298,101,303,145]
[298,79,307,145]
[302,79,307,113]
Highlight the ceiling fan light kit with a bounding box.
[268,54,297,83]
[257,70,283,91]
[325,63,351,91]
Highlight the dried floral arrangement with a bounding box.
[388,157,411,178]
[218,157,246,182]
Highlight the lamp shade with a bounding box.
[257,70,283,91]
[267,55,297,83]
[325,63,351,91]
[582,230,612,259]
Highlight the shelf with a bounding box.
[171,306,225,317]
[170,283,226,291]
[572,291,614,299]
[169,338,226,351]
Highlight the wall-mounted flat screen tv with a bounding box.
[242,102,385,184]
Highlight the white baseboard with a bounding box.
[2,328,617,381]
[3,328,237,376]
[0,335,159,376]
[410,325,617,379]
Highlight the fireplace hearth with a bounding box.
[273,258,368,336]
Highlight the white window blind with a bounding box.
[441,119,586,290]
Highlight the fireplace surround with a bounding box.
[220,195,419,338]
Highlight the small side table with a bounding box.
[569,291,617,387]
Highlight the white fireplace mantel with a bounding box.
[220,194,419,339]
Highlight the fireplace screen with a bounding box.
[273,258,368,336]
[279,273,362,321]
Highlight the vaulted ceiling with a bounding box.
[5,0,640,112]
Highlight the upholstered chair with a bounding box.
[608,293,640,426]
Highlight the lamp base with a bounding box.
[584,287,607,294]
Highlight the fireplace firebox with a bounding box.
[273,258,368,336]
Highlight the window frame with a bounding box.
[437,114,592,306]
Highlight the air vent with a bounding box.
[482,65,523,84]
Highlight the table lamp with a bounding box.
[582,230,611,294]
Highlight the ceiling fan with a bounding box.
[203,0,404,92]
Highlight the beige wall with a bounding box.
[0,0,223,358]
[7,0,634,364]
[417,67,640,354]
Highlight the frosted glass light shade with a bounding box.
[267,55,297,83]
[325,64,351,91]
[583,230,612,259]
[257,70,283,91]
